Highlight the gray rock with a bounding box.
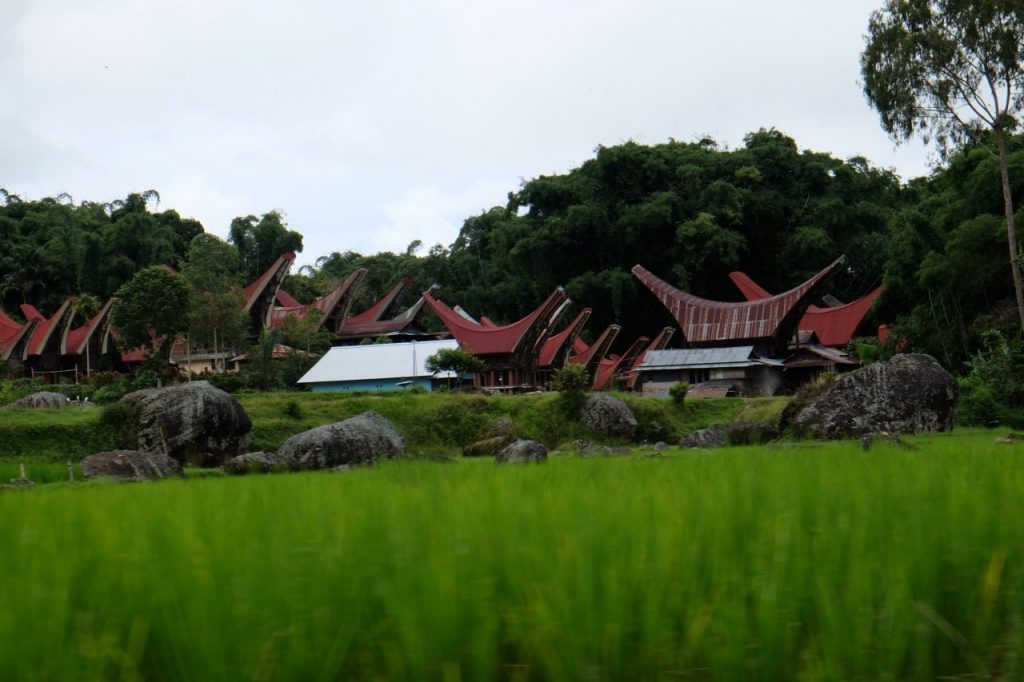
[82,450,185,482]
[224,451,284,475]
[121,381,252,467]
[495,439,547,464]
[653,441,669,451]
[680,425,729,449]
[277,411,403,470]
[793,354,957,439]
[579,394,638,440]
[8,391,69,409]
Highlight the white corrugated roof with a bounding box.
[298,339,460,384]
[637,346,759,371]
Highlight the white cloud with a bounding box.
[1,0,936,267]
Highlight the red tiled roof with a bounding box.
[269,268,366,332]
[243,253,296,332]
[539,309,591,367]
[422,288,567,356]
[728,271,882,347]
[348,277,413,324]
[632,257,845,348]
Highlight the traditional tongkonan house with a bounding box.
[269,267,368,334]
[632,257,847,354]
[0,309,37,368]
[422,287,568,390]
[568,324,620,387]
[728,271,882,347]
[20,299,74,378]
[631,257,848,396]
[623,326,675,390]
[60,298,117,376]
[537,308,591,387]
[242,252,296,336]
[334,279,443,344]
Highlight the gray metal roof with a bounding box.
[636,346,766,371]
[298,339,459,384]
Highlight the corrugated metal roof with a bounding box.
[298,339,459,384]
[637,346,759,370]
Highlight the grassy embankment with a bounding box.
[0,431,1021,679]
[0,390,752,468]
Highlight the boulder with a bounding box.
[224,451,285,475]
[277,411,403,470]
[81,450,185,482]
[8,391,69,409]
[579,394,638,440]
[495,439,547,464]
[121,381,251,467]
[792,354,957,439]
[462,435,513,457]
[680,425,729,449]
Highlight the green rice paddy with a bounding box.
[1,432,1022,679]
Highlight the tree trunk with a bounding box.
[996,128,1024,331]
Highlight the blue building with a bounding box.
[297,339,460,392]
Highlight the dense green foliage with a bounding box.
[863,0,1024,335]
[2,434,1023,679]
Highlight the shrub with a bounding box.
[206,372,246,394]
[958,374,1000,427]
[669,382,689,407]
[553,364,590,417]
[283,399,303,420]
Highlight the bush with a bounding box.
[553,364,590,417]
[958,374,1000,427]
[283,399,303,420]
[206,372,246,394]
[669,382,689,407]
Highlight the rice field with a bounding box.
[1,432,1022,680]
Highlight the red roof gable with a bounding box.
[422,288,567,356]
[593,335,648,391]
[569,324,620,378]
[275,289,302,308]
[539,308,591,367]
[269,268,367,333]
[348,277,413,324]
[21,299,73,357]
[63,298,116,355]
[624,326,675,390]
[632,257,845,348]
[0,310,36,361]
[728,271,882,347]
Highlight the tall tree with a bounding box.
[229,211,303,281]
[861,0,1024,328]
[180,234,248,369]
[111,266,191,360]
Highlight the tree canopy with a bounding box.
[862,0,1024,328]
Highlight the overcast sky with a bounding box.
[1,0,932,266]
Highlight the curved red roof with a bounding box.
[540,308,591,367]
[593,334,648,391]
[569,324,620,378]
[348,277,413,324]
[0,310,35,361]
[728,271,882,347]
[21,299,73,358]
[63,298,116,355]
[270,268,367,333]
[422,288,567,356]
[632,257,845,348]
[624,326,675,389]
